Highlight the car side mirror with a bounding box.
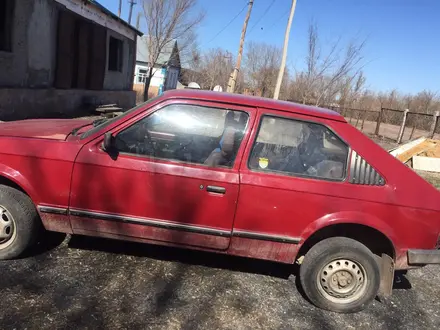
[102,132,114,151]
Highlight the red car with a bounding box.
[0,90,439,312]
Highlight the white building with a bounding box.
[134,36,181,96]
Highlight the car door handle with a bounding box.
[206,185,226,194]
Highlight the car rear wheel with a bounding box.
[299,237,380,313]
[0,185,40,260]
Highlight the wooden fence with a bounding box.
[338,106,440,144]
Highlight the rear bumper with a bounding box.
[408,249,440,265]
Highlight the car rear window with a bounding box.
[249,116,349,180]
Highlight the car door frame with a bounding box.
[229,107,354,262]
[69,98,257,250]
[93,97,258,173]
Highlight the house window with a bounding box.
[137,68,148,83]
[108,36,123,71]
[0,0,14,52]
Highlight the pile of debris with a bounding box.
[95,104,123,118]
[390,137,440,172]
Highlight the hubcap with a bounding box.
[317,258,367,304]
[0,206,16,249]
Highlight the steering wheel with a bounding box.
[171,136,193,160]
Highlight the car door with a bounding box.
[69,99,254,250]
[229,108,351,261]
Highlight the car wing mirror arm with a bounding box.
[101,132,119,160]
[102,132,114,151]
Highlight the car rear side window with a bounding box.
[114,104,249,168]
[249,116,349,180]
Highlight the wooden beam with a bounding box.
[396,140,437,163]
[413,156,440,173]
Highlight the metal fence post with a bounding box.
[375,107,384,135]
[429,111,440,139]
[397,109,409,144]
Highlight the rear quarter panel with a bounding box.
[234,112,440,266]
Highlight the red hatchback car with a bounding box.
[0,90,439,312]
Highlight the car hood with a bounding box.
[0,119,93,140]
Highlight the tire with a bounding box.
[0,185,41,260]
[299,237,380,313]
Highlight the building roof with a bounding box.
[161,89,346,122]
[136,36,180,66]
[87,0,143,36]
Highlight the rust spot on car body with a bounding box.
[39,213,73,234]
[228,237,299,263]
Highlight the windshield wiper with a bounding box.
[70,118,108,136]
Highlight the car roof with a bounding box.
[162,89,346,122]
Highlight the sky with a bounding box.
[101,0,440,95]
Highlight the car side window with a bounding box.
[114,104,249,168]
[249,116,349,180]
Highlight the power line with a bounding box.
[248,0,276,35]
[205,2,249,45]
[179,2,251,68]
[173,1,256,67]
[178,1,249,60]
[264,6,290,33]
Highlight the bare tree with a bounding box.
[243,42,282,98]
[200,49,234,90]
[409,90,437,138]
[357,90,378,110]
[141,0,204,100]
[337,70,366,109]
[180,48,234,91]
[378,89,402,109]
[294,23,366,107]
[180,46,203,83]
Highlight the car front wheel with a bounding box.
[299,237,380,313]
[0,185,40,260]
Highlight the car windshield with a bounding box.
[80,96,161,139]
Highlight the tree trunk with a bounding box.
[143,67,154,102]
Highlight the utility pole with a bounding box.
[227,0,254,93]
[128,0,136,25]
[136,11,142,30]
[273,0,297,100]
[118,0,122,18]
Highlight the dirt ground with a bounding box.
[1,234,440,330]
